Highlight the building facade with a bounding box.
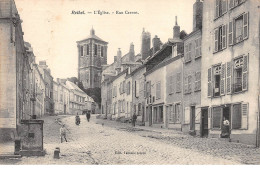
[77,28,108,89]
[99,0,260,146]
[0,0,32,140]
[182,29,202,135]
[38,61,54,115]
[53,79,70,115]
[201,0,260,145]
[66,81,91,115]
[182,0,203,135]
[33,64,45,118]
[110,70,128,119]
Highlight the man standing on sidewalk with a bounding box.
[132,113,137,127]
[60,124,67,143]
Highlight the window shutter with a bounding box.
[171,75,174,94]
[123,81,125,93]
[195,107,201,123]
[184,76,187,94]
[226,62,232,94]
[241,102,248,129]
[243,12,249,40]
[222,0,227,13]
[166,76,171,94]
[143,81,146,98]
[188,75,192,93]
[214,28,219,52]
[135,81,137,97]
[228,21,233,46]
[220,63,226,95]
[129,82,131,95]
[148,81,151,98]
[118,101,121,113]
[195,39,198,58]
[184,107,190,124]
[199,37,202,56]
[215,0,219,18]
[146,81,149,98]
[222,25,227,49]
[176,73,181,93]
[158,83,160,99]
[242,54,248,91]
[184,45,188,62]
[189,42,192,61]
[126,82,129,95]
[208,107,212,129]
[229,0,234,9]
[208,68,212,97]
[170,104,174,123]
[198,72,201,91]
[194,72,198,91]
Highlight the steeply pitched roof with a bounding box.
[66,81,85,93]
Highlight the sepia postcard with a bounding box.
[0,0,260,166]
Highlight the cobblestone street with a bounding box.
[1,115,260,165]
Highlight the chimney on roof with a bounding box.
[129,42,135,62]
[173,16,180,39]
[117,48,122,60]
[39,60,48,70]
[193,0,203,31]
[114,56,117,63]
[115,48,122,73]
[152,35,161,55]
[141,28,151,60]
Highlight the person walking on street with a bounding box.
[86,110,91,122]
[75,113,80,125]
[60,124,67,143]
[132,113,137,127]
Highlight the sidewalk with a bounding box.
[95,117,188,136]
[95,116,260,164]
[0,141,14,155]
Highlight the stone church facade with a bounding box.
[77,28,108,89]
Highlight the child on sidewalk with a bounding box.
[60,124,67,143]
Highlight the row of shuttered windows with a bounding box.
[146,73,183,104]
[184,37,202,63]
[112,81,131,98]
[152,102,248,129]
[109,101,135,115]
[215,0,246,19]
[166,103,182,124]
[209,102,248,130]
[214,11,249,53]
[207,54,248,97]
[118,100,125,113]
[211,0,249,130]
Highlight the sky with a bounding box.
[15,0,195,79]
